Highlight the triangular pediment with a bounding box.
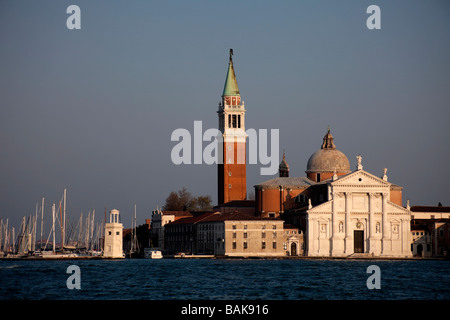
[307,200,332,213]
[331,170,391,187]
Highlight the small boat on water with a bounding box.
[144,248,163,259]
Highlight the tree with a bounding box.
[162,188,212,212]
[196,195,213,211]
[162,191,182,211]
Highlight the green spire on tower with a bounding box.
[222,49,240,97]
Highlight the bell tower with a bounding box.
[217,49,247,205]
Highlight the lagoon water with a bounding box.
[0,259,449,300]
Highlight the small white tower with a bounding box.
[103,209,124,258]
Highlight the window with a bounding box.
[262,232,266,238]
[295,194,308,204]
[243,242,248,249]
[233,232,236,239]
[108,231,112,235]
[229,184,232,189]
[273,232,277,238]
[262,224,266,230]
[228,171,232,176]
[116,231,120,235]
[238,115,241,128]
[262,241,266,249]
[244,224,248,230]
[228,114,231,128]
[244,232,248,238]
[232,241,236,249]
[232,225,236,230]
[273,242,277,249]
[273,225,277,230]
[317,173,321,182]
[232,114,237,128]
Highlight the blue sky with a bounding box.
[0,0,449,231]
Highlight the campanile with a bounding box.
[217,49,247,205]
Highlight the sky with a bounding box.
[0,0,449,233]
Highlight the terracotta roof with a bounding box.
[410,206,450,213]
[255,176,316,188]
[215,200,256,208]
[199,211,281,223]
[161,210,192,216]
[167,212,220,225]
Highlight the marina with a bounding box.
[0,189,118,260]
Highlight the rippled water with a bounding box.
[0,259,449,300]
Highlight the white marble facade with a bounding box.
[306,169,412,258]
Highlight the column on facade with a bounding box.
[401,217,410,256]
[368,192,375,253]
[381,192,389,254]
[344,191,352,254]
[331,191,338,255]
[306,216,313,255]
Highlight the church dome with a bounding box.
[306,149,350,173]
[306,128,350,180]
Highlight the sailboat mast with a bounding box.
[63,189,66,248]
[59,201,63,249]
[0,219,3,253]
[4,219,8,253]
[134,203,137,250]
[12,227,15,254]
[78,213,83,249]
[40,197,44,251]
[90,209,95,250]
[52,203,56,253]
[33,203,38,252]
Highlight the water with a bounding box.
[0,259,449,300]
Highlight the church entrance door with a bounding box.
[354,230,364,253]
[417,244,423,257]
[290,242,297,256]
